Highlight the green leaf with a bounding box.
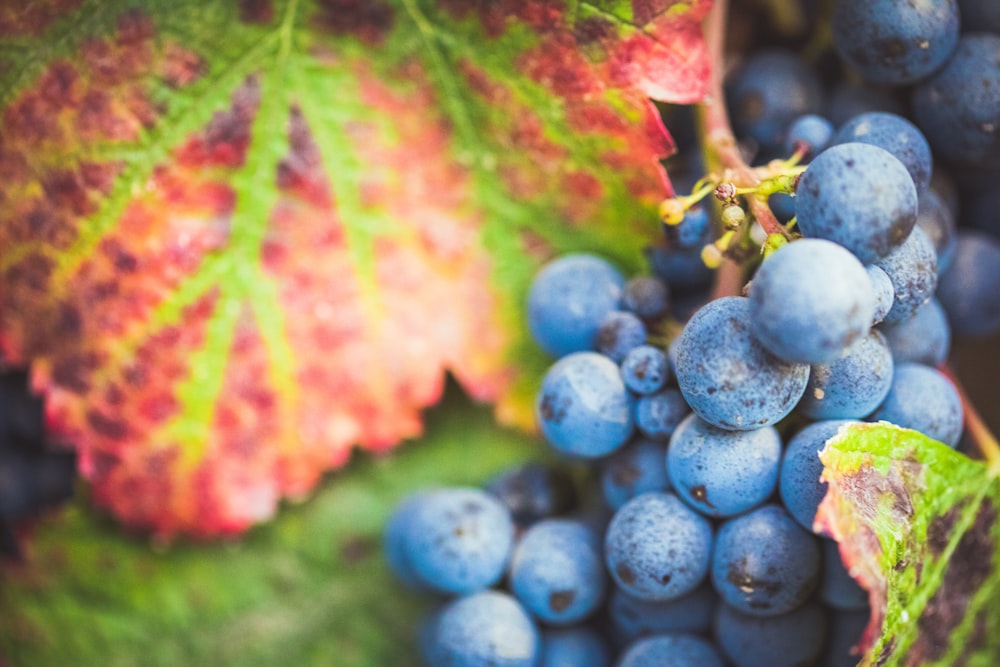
[0,387,543,666]
[0,0,712,536]
[817,422,1000,667]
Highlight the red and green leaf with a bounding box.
[0,0,711,537]
[817,422,1000,666]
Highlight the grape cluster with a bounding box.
[0,369,76,559]
[383,1,1000,664]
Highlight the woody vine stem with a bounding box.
[680,0,1000,466]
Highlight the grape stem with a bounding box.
[698,0,786,301]
[939,363,1000,469]
[697,0,788,241]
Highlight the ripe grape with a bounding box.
[795,142,918,264]
[672,297,809,430]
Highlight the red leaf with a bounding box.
[0,0,711,537]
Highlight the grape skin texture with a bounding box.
[714,601,828,667]
[622,276,670,322]
[831,0,959,86]
[666,414,781,518]
[780,420,858,534]
[608,583,717,645]
[599,438,670,511]
[620,345,669,395]
[527,254,624,358]
[749,238,875,364]
[870,363,963,448]
[508,520,607,625]
[711,504,821,617]
[596,311,647,364]
[874,225,938,325]
[915,188,957,273]
[634,388,690,440]
[540,627,610,667]
[795,142,917,265]
[936,231,1000,337]
[832,111,933,195]
[912,32,1000,169]
[785,113,833,157]
[673,297,809,430]
[867,265,894,326]
[424,591,540,667]
[616,634,725,667]
[536,352,634,458]
[604,492,713,602]
[403,488,514,595]
[880,298,951,366]
[797,330,894,420]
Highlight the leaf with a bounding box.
[816,422,1000,667]
[0,388,542,666]
[0,0,712,537]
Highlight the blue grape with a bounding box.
[383,491,432,589]
[785,113,833,157]
[879,298,951,366]
[666,414,781,518]
[749,238,875,364]
[916,188,957,273]
[647,243,714,292]
[596,311,647,363]
[870,363,963,447]
[832,111,933,195]
[867,265,894,326]
[634,388,689,440]
[714,601,828,667]
[936,231,1000,337]
[509,519,607,625]
[536,352,635,458]
[779,419,857,534]
[599,438,670,511]
[620,345,669,396]
[875,225,938,325]
[825,608,870,667]
[528,254,624,357]
[768,192,795,223]
[797,330,894,420]
[604,492,713,601]
[832,0,959,85]
[672,297,809,430]
[485,463,577,527]
[820,538,869,611]
[726,50,823,151]
[622,276,670,322]
[540,627,610,667]
[795,142,917,264]
[711,504,821,616]
[403,487,514,595]
[912,33,1000,169]
[424,591,540,667]
[617,634,725,667]
[608,582,717,645]
[662,205,712,250]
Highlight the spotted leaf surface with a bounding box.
[0,0,711,536]
[817,423,1000,667]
